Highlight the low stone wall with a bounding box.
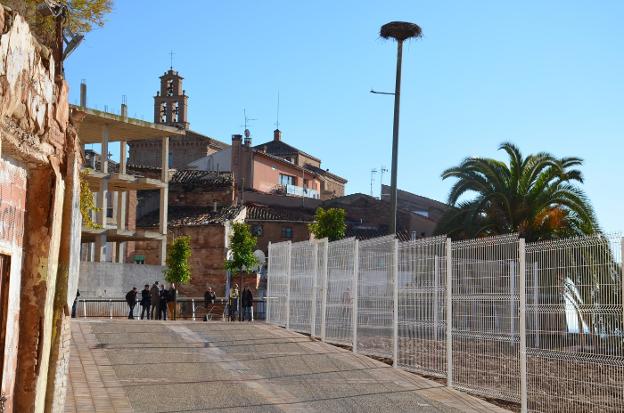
[78,262,166,298]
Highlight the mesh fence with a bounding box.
[451,234,521,402]
[397,235,448,377]
[356,235,396,358]
[526,235,624,413]
[288,240,317,334]
[324,237,357,346]
[266,241,290,327]
[313,238,328,338]
[266,232,624,411]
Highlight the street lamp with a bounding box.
[379,21,422,235]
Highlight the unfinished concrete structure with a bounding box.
[74,105,184,265]
[0,5,82,412]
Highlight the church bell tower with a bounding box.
[154,69,189,129]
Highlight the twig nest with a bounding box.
[380,21,422,41]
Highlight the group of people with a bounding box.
[227,283,254,321]
[125,281,177,320]
[125,282,255,321]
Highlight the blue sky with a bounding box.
[65,1,624,231]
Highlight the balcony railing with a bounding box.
[285,184,320,199]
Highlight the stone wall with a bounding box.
[0,5,81,412]
[78,262,166,298]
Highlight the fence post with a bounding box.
[533,261,539,348]
[352,239,359,354]
[433,255,439,342]
[320,239,329,342]
[109,299,112,319]
[267,242,272,324]
[392,238,399,368]
[519,238,528,413]
[621,238,624,329]
[192,299,196,321]
[510,261,516,339]
[285,241,292,330]
[310,240,319,337]
[445,238,453,388]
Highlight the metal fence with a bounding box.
[266,233,624,413]
[74,297,266,321]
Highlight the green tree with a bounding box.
[4,0,112,47]
[308,207,346,241]
[225,222,258,274]
[435,142,599,241]
[164,236,192,285]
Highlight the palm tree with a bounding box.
[435,142,599,241]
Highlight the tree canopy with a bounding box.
[308,207,346,241]
[164,236,192,285]
[435,142,599,241]
[225,222,258,273]
[4,0,112,47]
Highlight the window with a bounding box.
[251,224,263,236]
[281,226,293,239]
[279,174,295,186]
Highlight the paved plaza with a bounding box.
[65,320,510,413]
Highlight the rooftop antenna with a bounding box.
[169,50,175,70]
[379,165,388,199]
[370,168,378,197]
[275,91,280,130]
[242,108,257,132]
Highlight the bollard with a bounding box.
[109,299,112,319]
[192,299,196,321]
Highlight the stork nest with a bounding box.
[380,21,422,41]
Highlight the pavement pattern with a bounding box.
[65,320,510,413]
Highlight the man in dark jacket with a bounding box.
[126,287,138,319]
[140,284,151,320]
[167,284,177,320]
[242,286,253,322]
[150,281,160,320]
[159,284,168,320]
[203,287,217,321]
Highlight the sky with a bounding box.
[65,0,624,232]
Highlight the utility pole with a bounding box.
[379,21,422,234]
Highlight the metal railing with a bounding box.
[266,233,624,413]
[74,297,266,321]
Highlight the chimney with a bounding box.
[244,128,251,146]
[232,134,243,145]
[273,129,282,141]
[244,137,251,146]
[80,79,87,108]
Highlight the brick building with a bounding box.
[189,129,348,201]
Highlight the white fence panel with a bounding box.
[397,235,448,377]
[289,240,317,334]
[357,235,396,358]
[451,234,521,402]
[526,235,624,413]
[325,237,357,346]
[266,241,290,327]
[313,238,328,338]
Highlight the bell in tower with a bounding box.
[153,69,189,129]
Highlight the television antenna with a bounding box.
[241,109,257,133]
[370,168,378,197]
[275,91,280,129]
[379,165,388,198]
[169,50,175,70]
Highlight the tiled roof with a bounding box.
[345,227,412,242]
[253,139,320,163]
[304,163,347,183]
[245,203,315,223]
[137,205,242,227]
[170,170,233,187]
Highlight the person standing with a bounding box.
[167,283,177,320]
[150,281,160,320]
[140,284,151,320]
[125,287,138,319]
[203,287,216,321]
[229,283,239,321]
[71,289,80,318]
[159,284,168,320]
[242,286,253,322]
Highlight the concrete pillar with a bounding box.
[95,125,109,262]
[115,242,125,263]
[159,136,169,265]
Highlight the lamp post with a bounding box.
[379,21,422,234]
